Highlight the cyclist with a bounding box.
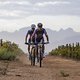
[32,23,49,57]
[25,24,36,60]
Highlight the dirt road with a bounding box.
[0,54,80,80]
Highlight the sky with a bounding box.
[0,0,80,32]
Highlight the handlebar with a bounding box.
[25,42,49,45]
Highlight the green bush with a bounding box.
[0,41,23,61]
[49,42,80,60]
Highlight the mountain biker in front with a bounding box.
[25,24,36,60]
[32,23,49,57]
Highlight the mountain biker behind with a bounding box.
[32,23,49,57]
[25,24,36,60]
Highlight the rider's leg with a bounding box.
[28,39,31,53]
[42,44,45,58]
[42,38,45,58]
[36,38,39,62]
[28,45,30,53]
[42,44,44,53]
[28,45,31,60]
[36,44,39,62]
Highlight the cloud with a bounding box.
[0,10,18,17]
[0,0,80,20]
[0,1,31,5]
[35,1,70,7]
[0,10,30,19]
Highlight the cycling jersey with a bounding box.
[27,29,35,43]
[35,28,47,38]
[33,28,47,43]
[27,30,34,36]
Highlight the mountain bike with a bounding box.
[25,42,49,67]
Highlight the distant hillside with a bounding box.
[0,27,80,54]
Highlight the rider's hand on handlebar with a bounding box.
[25,40,28,44]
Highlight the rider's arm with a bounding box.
[25,31,29,43]
[44,29,49,42]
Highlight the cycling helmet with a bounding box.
[37,23,43,28]
[31,24,36,29]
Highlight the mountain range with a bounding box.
[0,27,80,54]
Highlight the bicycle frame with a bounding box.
[25,42,49,67]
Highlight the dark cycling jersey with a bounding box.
[33,28,47,43]
[27,29,35,42]
[27,30,34,36]
[35,28,47,38]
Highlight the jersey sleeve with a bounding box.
[44,29,47,35]
[27,30,30,35]
[26,30,30,38]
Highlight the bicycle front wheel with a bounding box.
[39,49,42,67]
[31,47,35,66]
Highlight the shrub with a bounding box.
[0,41,23,61]
[49,42,80,60]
